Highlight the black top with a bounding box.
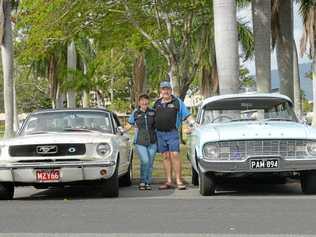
[133,108,156,145]
[154,96,179,132]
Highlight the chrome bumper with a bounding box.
[198,156,316,173]
[0,160,116,183]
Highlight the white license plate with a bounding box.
[250,159,279,169]
[36,169,60,182]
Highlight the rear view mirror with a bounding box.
[116,126,124,135]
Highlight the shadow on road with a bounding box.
[14,184,177,200]
[12,179,307,200]
[214,180,304,196]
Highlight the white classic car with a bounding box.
[188,92,316,196]
[0,108,133,199]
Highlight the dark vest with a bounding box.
[154,96,179,132]
[134,108,156,145]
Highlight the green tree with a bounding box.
[298,0,316,125]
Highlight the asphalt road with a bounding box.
[0,181,316,236]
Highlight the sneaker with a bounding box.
[145,184,152,190]
[138,183,146,191]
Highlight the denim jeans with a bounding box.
[135,143,157,184]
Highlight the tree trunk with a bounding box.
[200,65,219,98]
[82,91,89,107]
[168,57,181,97]
[201,66,212,98]
[82,62,89,108]
[276,0,294,101]
[252,0,271,92]
[96,90,103,107]
[312,58,316,127]
[48,54,58,108]
[213,0,239,95]
[293,40,301,118]
[55,83,64,109]
[1,0,14,138]
[132,50,146,105]
[67,41,77,108]
[13,79,18,131]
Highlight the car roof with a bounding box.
[30,107,113,115]
[200,92,293,109]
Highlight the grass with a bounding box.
[132,144,191,179]
[130,127,192,179]
[0,122,4,137]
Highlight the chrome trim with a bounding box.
[203,140,313,161]
[0,160,116,169]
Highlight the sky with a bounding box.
[238,3,312,75]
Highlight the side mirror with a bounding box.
[116,126,124,135]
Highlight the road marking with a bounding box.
[0,234,314,237]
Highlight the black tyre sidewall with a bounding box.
[101,162,119,198]
[301,171,316,194]
[199,172,215,196]
[0,183,14,200]
[192,167,199,186]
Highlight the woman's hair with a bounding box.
[138,94,149,101]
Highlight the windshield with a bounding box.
[201,97,297,124]
[20,111,113,135]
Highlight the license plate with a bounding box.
[250,159,279,169]
[36,169,60,182]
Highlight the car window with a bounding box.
[20,111,113,135]
[202,97,297,124]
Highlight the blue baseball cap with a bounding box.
[160,81,172,88]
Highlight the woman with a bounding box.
[127,94,157,190]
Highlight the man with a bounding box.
[154,81,195,190]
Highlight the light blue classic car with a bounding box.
[188,92,316,195]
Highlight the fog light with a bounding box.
[100,169,107,176]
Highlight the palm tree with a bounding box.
[272,0,294,101]
[213,0,239,95]
[252,0,271,92]
[132,50,146,106]
[1,0,14,138]
[299,0,316,125]
[67,40,77,108]
[272,0,302,117]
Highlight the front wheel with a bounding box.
[192,167,199,186]
[119,159,133,187]
[199,172,215,196]
[301,171,316,194]
[100,165,119,198]
[0,183,14,200]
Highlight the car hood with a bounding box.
[0,132,115,146]
[198,121,313,141]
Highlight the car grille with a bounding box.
[216,139,308,160]
[9,144,86,157]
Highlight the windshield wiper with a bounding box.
[27,131,55,135]
[263,118,293,121]
[62,128,95,132]
[231,118,256,122]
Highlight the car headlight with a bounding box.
[306,142,316,156]
[203,143,219,160]
[96,143,111,157]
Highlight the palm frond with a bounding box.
[238,20,254,61]
[298,0,316,57]
[237,0,251,9]
[271,0,280,49]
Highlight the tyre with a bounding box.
[119,157,133,187]
[301,171,316,194]
[100,164,119,198]
[199,172,215,196]
[192,166,199,186]
[0,183,14,200]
